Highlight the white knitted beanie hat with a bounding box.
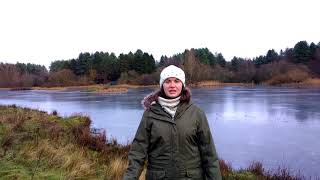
[159,65,185,87]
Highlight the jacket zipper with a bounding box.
[171,116,174,167]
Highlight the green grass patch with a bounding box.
[0,160,31,179]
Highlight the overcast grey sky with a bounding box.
[0,0,319,68]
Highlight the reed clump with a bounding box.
[218,160,306,180]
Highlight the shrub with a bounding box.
[256,61,310,84]
[117,70,140,84]
[136,74,157,85]
[267,68,309,85]
[212,65,234,82]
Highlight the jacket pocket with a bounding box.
[185,169,203,180]
[146,170,166,180]
[149,138,165,158]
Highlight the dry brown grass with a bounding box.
[219,159,233,177]
[106,157,128,180]
[32,86,67,90]
[105,156,147,180]
[189,80,245,87]
[194,80,222,87]
[32,84,129,93]
[301,78,320,86]
[30,84,157,92]
[139,168,146,180]
[98,87,128,93]
[80,84,156,93]
[21,139,96,178]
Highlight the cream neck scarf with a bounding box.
[158,96,181,118]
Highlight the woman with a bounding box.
[123,65,221,180]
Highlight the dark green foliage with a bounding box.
[193,48,211,65]
[160,55,182,67]
[158,55,168,67]
[75,52,92,75]
[253,55,266,67]
[193,48,217,67]
[48,50,155,84]
[96,52,120,82]
[284,48,294,61]
[49,60,70,73]
[171,52,184,64]
[265,49,279,63]
[216,53,226,67]
[132,49,156,74]
[231,56,245,71]
[293,41,312,64]
[15,62,48,75]
[309,42,317,59]
[119,52,134,73]
[253,49,279,67]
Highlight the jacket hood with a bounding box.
[141,88,192,110]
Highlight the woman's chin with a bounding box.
[168,94,178,98]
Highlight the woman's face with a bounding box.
[163,77,183,98]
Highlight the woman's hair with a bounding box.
[159,87,191,103]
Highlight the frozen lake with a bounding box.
[1,86,320,178]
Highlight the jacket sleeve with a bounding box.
[197,110,222,180]
[123,111,149,180]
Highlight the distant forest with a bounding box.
[1,40,320,88]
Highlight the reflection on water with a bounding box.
[1,86,320,177]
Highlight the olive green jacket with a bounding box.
[123,97,221,180]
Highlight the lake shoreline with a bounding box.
[2,78,320,93]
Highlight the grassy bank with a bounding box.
[0,105,130,179]
[0,105,310,179]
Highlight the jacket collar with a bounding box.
[148,100,193,124]
[141,88,193,123]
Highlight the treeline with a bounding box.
[0,63,48,87]
[0,41,320,88]
[49,49,156,85]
